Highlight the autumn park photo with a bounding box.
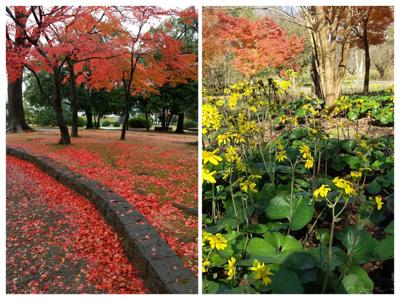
[6,6,198,294]
[202,6,394,294]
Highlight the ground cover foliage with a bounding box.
[202,79,394,294]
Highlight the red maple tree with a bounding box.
[203,9,303,77]
[85,7,197,140]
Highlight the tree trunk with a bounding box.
[175,112,184,133]
[166,112,173,131]
[85,110,93,129]
[53,74,71,145]
[95,115,101,128]
[67,60,79,137]
[7,77,32,133]
[304,6,353,111]
[160,108,166,130]
[120,96,130,140]
[375,64,385,78]
[310,52,323,99]
[145,113,150,131]
[363,21,370,95]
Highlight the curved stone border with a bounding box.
[6,146,197,294]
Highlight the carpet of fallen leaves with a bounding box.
[7,129,198,272]
[6,155,149,294]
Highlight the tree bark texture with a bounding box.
[7,77,32,133]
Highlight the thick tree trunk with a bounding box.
[67,60,79,137]
[85,111,93,129]
[363,23,370,95]
[53,76,71,145]
[175,112,184,133]
[7,77,32,133]
[305,6,353,111]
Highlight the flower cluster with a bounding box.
[299,144,314,169]
[249,260,273,286]
[332,177,356,196]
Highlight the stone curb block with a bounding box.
[6,146,197,294]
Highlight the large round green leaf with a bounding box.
[367,179,381,195]
[265,191,314,231]
[343,154,362,170]
[336,225,377,264]
[264,232,302,253]
[337,265,373,294]
[246,237,276,259]
[270,267,304,293]
[374,236,394,261]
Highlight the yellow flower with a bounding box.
[299,144,311,159]
[291,116,298,126]
[222,167,233,181]
[280,115,288,124]
[217,133,230,146]
[225,146,239,163]
[332,177,356,196]
[235,158,246,172]
[313,184,331,199]
[203,149,222,166]
[309,127,318,134]
[276,151,287,162]
[249,260,273,286]
[202,169,217,184]
[228,93,240,109]
[226,257,236,280]
[375,195,384,210]
[202,231,213,247]
[240,179,256,193]
[350,171,362,179]
[202,259,211,273]
[305,157,314,169]
[275,140,284,150]
[208,233,228,250]
[202,103,222,133]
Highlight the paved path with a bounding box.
[6,155,148,294]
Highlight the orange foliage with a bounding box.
[203,9,303,77]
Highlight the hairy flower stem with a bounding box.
[322,195,348,293]
[287,158,299,235]
[259,142,274,185]
[229,176,240,232]
[322,204,336,293]
[211,184,216,223]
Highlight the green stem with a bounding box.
[322,204,336,293]
[229,176,240,232]
[211,184,216,223]
[287,158,298,235]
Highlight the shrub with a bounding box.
[112,121,120,127]
[77,116,86,127]
[129,116,152,128]
[102,120,111,127]
[184,119,198,129]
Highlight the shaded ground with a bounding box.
[262,116,393,142]
[7,129,198,272]
[6,155,148,294]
